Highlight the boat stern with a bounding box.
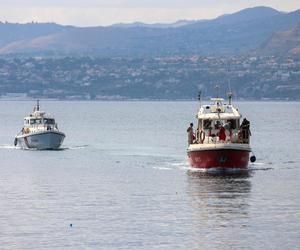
[187,143,251,169]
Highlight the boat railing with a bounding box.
[22,123,59,134]
[195,130,250,144]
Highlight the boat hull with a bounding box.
[16,131,65,150]
[187,144,251,169]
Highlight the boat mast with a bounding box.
[36,99,40,111]
[198,90,202,106]
[228,91,233,105]
[227,80,233,105]
[215,85,220,98]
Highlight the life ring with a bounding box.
[200,130,205,143]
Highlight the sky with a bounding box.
[0,0,299,26]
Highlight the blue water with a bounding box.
[0,101,299,249]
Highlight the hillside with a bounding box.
[0,55,299,100]
[261,22,300,55]
[0,7,299,56]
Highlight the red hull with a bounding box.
[188,149,250,169]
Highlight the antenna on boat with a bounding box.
[198,90,202,106]
[228,91,233,105]
[215,85,220,98]
[36,99,40,111]
[227,80,233,105]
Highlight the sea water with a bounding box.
[0,101,299,249]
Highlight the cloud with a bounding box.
[0,0,220,8]
[1,0,299,9]
[0,5,240,26]
[0,1,299,26]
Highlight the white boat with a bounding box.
[14,100,65,150]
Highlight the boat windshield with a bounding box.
[202,119,239,130]
[43,118,55,125]
[203,119,212,129]
[30,118,42,125]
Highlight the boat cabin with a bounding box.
[196,98,243,143]
[23,110,58,133]
[24,117,56,126]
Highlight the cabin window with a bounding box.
[29,119,42,124]
[214,120,222,129]
[203,120,211,129]
[226,119,237,129]
[43,118,55,125]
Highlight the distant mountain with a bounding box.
[260,22,300,55]
[0,6,299,56]
[179,7,300,54]
[0,22,73,47]
[214,6,282,24]
[111,20,200,28]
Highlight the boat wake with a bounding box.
[158,160,271,174]
[153,166,174,171]
[61,145,89,150]
[0,144,20,150]
[153,159,190,171]
[159,159,275,175]
[248,162,274,171]
[0,144,89,151]
[186,164,273,174]
[188,167,250,174]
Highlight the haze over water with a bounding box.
[0,101,299,249]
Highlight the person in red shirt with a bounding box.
[219,125,226,141]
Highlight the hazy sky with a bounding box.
[1,0,299,26]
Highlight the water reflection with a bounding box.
[187,170,252,223]
[186,171,253,250]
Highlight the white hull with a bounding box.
[15,131,65,150]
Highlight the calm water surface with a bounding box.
[0,101,299,249]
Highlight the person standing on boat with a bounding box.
[241,118,251,143]
[224,121,231,141]
[219,124,226,141]
[187,123,195,145]
[224,121,231,130]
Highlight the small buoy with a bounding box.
[70,223,73,227]
[250,155,256,163]
[14,138,17,146]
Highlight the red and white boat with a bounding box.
[187,93,254,170]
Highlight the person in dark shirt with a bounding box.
[240,118,251,143]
